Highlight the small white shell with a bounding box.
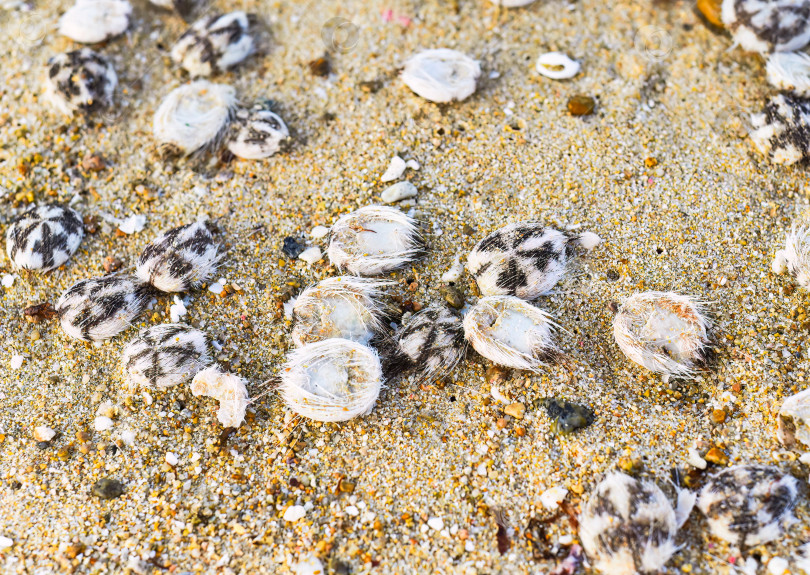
[767,52,810,96]
[279,338,383,422]
[463,295,561,372]
[750,93,810,166]
[136,221,220,292]
[44,49,117,117]
[191,366,249,428]
[535,52,580,80]
[778,388,810,448]
[171,12,254,77]
[291,277,392,347]
[5,203,84,271]
[227,104,289,160]
[59,0,131,43]
[612,291,712,379]
[327,205,424,276]
[773,223,810,288]
[401,49,481,103]
[122,324,210,389]
[153,80,236,157]
[722,0,810,53]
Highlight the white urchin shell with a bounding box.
[56,275,150,341]
[327,206,424,276]
[579,472,679,575]
[722,0,810,53]
[291,277,392,347]
[191,366,249,428]
[122,323,210,390]
[536,52,581,80]
[136,220,220,293]
[59,0,131,43]
[612,291,712,379]
[227,104,289,160]
[153,81,236,157]
[44,49,117,117]
[279,338,383,422]
[778,388,810,448]
[697,465,799,547]
[171,12,254,77]
[401,49,481,103]
[463,295,561,372]
[387,305,466,380]
[773,224,810,288]
[5,203,84,271]
[467,222,600,300]
[767,52,810,96]
[751,93,810,165]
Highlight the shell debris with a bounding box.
[190,366,249,428]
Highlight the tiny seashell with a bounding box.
[122,323,211,389]
[44,49,117,117]
[136,220,220,293]
[5,203,84,271]
[722,0,810,53]
[171,11,254,77]
[772,223,810,288]
[190,366,249,428]
[291,277,392,347]
[380,181,418,204]
[767,52,810,96]
[59,0,132,44]
[697,465,799,546]
[580,472,680,575]
[401,49,481,103]
[463,295,562,372]
[226,103,289,160]
[153,80,236,157]
[279,338,383,422]
[327,205,424,276]
[467,222,600,300]
[777,388,810,448]
[56,275,151,341]
[535,52,580,80]
[612,291,713,379]
[750,93,810,165]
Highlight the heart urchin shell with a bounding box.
[171,12,254,77]
[279,338,383,422]
[191,366,249,428]
[5,203,84,271]
[291,277,392,347]
[56,276,151,341]
[467,222,600,300]
[463,295,562,372]
[579,472,680,575]
[136,221,220,293]
[122,323,211,389]
[327,206,424,276]
[612,291,713,379]
[773,223,810,288]
[697,465,799,547]
[766,52,810,96]
[750,93,810,166]
[58,0,132,44]
[722,0,810,53]
[401,49,481,103]
[44,49,117,117]
[153,81,236,157]
[227,103,289,160]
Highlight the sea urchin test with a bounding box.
[401,49,481,103]
[766,52,810,96]
[171,12,254,77]
[59,0,132,44]
[227,103,289,160]
[122,324,211,389]
[773,222,810,288]
[5,203,84,272]
[722,0,810,53]
[44,49,117,117]
[751,93,810,166]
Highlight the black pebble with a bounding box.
[282,236,305,259]
[606,269,619,281]
[36,441,51,450]
[92,478,125,500]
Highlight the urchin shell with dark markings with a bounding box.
[697,465,799,547]
[171,11,254,77]
[136,221,220,293]
[385,305,465,380]
[57,276,151,341]
[722,0,810,53]
[227,103,289,160]
[122,323,211,389]
[43,49,117,117]
[5,204,84,271]
[467,222,600,300]
[579,472,679,575]
[750,93,810,165]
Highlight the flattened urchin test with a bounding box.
[5,203,84,271]
[467,222,600,300]
[463,295,562,372]
[291,277,392,347]
[227,102,289,160]
[171,12,254,77]
[122,323,211,390]
[56,275,151,341]
[136,221,220,293]
[327,206,424,276]
[612,291,713,381]
[750,93,810,165]
[401,49,481,103]
[722,0,810,53]
[279,338,383,422]
[59,0,132,44]
[44,49,117,117]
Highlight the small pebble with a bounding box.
[94,416,114,432]
[704,447,729,466]
[439,284,464,309]
[504,402,525,419]
[543,398,595,434]
[0,537,12,550]
[310,226,329,239]
[485,365,510,386]
[92,478,125,500]
[381,155,407,182]
[697,0,723,28]
[381,181,417,204]
[165,452,178,466]
[284,505,306,522]
[540,486,568,510]
[282,236,306,258]
[568,95,595,116]
[768,557,789,575]
[711,409,727,424]
[9,355,23,369]
[298,247,322,265]
[427,517,444,531]
[33,426,56,442]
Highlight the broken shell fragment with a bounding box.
[536,52,580,80]
[777,388,810,449]
[401,49,481,103]
[190,366,249,428]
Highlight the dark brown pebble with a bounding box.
[308,56,330,77]
[103,255,123,273]
[440,285,465,309]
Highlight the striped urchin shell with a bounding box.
[697,465,799,546]
[58,0,132,44]
[136,221,220,293]
[227,103,289,160]
[56,275,151,341]
[766,52,810,96]
[467,222,600,300]
[6,203,84,271]
[401,49,481,103]
[171,12,254,77]
[122,323,210,389]
[463,295,562,372]
[750,93,810,166]
[722,0,810,53]
[44,49,117,117]
[580,472,679,575]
